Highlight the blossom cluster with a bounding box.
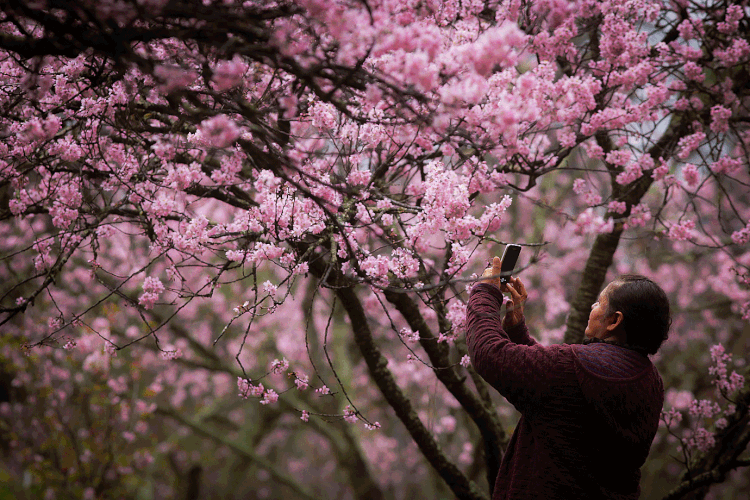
[708,344,745,395]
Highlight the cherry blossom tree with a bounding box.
[1,0,749,499]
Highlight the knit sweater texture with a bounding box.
[466,283,664,500]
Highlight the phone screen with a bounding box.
[499,244,522,283]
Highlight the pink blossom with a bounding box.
[725,372,745,394]
[584,191,602,206]
[608,201,627,214]
[713,38,750,67]
[173,215,211,253]
[107,376,128,395]
[558,131,576,148]
[673,97,689,111]
[731,222,750,245]
[709,105,732,133]
[293,262,309,275]
[681,163,701,189]
[573,179,587,195]
[688,399,721,419]
[301,410,310,422]
[144,193,175,217]
[161,348,182,360]
[677,20,697,40]
[574,209,613,235]
[616,163,643,185]
[310,101,337,130]
[624,203,651,229]
[83,349,110,373]
[667,219,695,241]
[682,61,704,82]
[460,355,471,368]
[226,250,247,263]
[262,281,278,297]
[717,5,743,34]
[279,94,298,119]
[400,51,438,92]
[677,131,706,159]
[153,64,198,94]
[294,374,309,391]
[361,255,390,282]
[260,389,279,405]
[21,115,61,142]
[479,197,512,234]
[660,407,683,427]
[343,405,358,424]
[463,23,527,76]
[605,150,632,166]
[399,328,420,343]
[446,300,467,335]
[584,141,605,159]
[666,389,693,410]
[138,276,165,310]
[347,169,370,186]
[249,383,265,398]
[651,164,669,181]
[710,157,742,174]
[270,358,289,375]
[49,202,79,229]
[164,162,204,190]
[194,115,242,148]
[686,427,715,453]
[316,385,331,395]
[211,56,247,91]
[709,344,745,394]
[439,72,488,105]
[422,161,470,221]
[438,332,457,344]
[388,248,419,279]
[689,96,704,110]
[135,400,157,416]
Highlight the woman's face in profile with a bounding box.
[585,286,614,339]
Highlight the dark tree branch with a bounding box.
[661,369,750,500]
[383,289,507,492]
[299,245,488,500]
[336,284,488,500]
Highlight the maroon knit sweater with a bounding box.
[466,283,664,500]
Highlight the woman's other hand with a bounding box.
[502,277,527,328]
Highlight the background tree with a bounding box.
[1,0,749,499]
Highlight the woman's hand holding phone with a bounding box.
[480,248,527,328]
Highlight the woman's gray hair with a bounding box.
[605,274,671,355]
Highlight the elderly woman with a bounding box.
[466,256,669,500]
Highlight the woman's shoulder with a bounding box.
[570,342,654,380]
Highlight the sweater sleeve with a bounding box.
[466,283,570,413]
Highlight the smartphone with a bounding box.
[499,244,522,283]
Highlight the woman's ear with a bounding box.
[606,311,624,331]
